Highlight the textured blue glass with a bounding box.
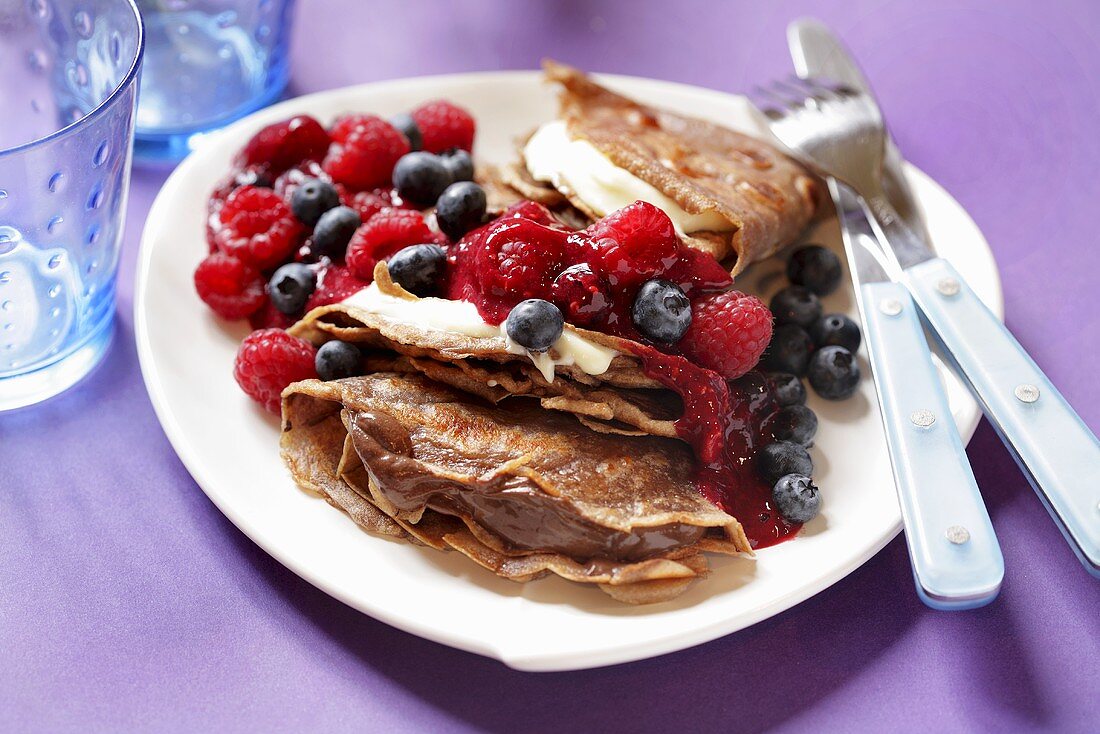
[133,0,296,163]
[0,0,143,411]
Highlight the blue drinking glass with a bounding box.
[0,0,144,412]
[133,0,296,163]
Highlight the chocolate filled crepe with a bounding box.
[510,61,819,274]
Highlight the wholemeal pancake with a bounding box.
[281,373,750,603]
[537,60,819,273]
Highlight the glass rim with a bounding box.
[0,0,145,160]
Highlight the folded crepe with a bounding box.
[516,61,819,273]
[281,372,749,604]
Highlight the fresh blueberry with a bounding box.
[762,324,815,376]
[393,151,453,205]
[768,372,806,407]
[441,148,475,182]
[311,205,361,260]
[387,244,447,296]
[758,440,814,484]
[810,313,861,352]
[771,474,821,523]
[267,263,316,315]
[315,340,363,381]
[770,285,822,328]
[808,345,861,400]
[506,299,564,352]
[631,279,692,344]
[435,181,487,240]
[788,245,842,296]
[290,177,340,226]
[772,404,818,446]
[390,113,422,151]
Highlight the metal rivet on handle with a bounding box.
[937,278,960,296]
[879,298,902,316]
[945,525,971,544]
[910,409,936,427]
[1014,384,1040,403]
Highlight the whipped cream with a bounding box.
[341,283,619,382]
[523,120,732,236]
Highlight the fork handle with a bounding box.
[905,258,1100,576]
[861,280,1003,609]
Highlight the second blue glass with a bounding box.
[133,0,296,163]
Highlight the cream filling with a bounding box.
[341,283,618,382]
[523,120,733,237]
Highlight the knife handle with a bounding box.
[861,280,1004,608]
[905,257,1100,577]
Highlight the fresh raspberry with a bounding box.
[193,252,267,320]
[235,115,331,174]
[304,264,370,311]
[233,329,318,414]
[273,161,345,203]
[588,201,680,292]
[322,116,409,191]
[345,208,434,279]
[411,100,476,153]
[214,185,303,270]
[680,291,773,379]
[248,298,295,331]
[211,166,273,209]
[343,187,411,222]
[551,263,611,326]
[475,218,566,301]
[499,200,558,227]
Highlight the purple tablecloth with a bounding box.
[4,1,1098,731]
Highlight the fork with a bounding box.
[750,77,1100,578]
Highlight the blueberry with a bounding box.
[631,279,692,344]
[772,405,818,446]
[768,372,806,407]
[390,113,422,151]
[758,440,814,484]
[315,340,363,381]
[311,206,361,260]
[770,285,822,328]
[387,244,447,296]
[267,263,316,315]
[506,299,564,352]
[290,178,340,226]
[762,324,815,376]
[441,148,475,182]
[808,345,861,400]
[435,181,487,240]
[393,151,453,205]
[772,474,821,523]
[810,313,861,352]
[788,245,842,296]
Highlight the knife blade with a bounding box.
[788,18,931,243]
[832,179,1003,609]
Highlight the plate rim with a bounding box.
[134,70,1002,671]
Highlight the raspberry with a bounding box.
[214,186,303,270]
[322,116,409,191]
[500,200,558,227]
[193,252,267,320]
[588,201,679,292]
[343,187,411,223]
[475,218,566,301]
[235,115,331,174]
[304,264,370,311]
[680,290,773,379]
[248,298,296,331]
[233,329,318,414]
[411,100,476,153]
[346,208,434,279]
[211,166,272,209]
[665,247,734,296]
[551,263,611,326]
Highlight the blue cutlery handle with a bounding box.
[861,280,1004,609]
[906,257,1100,577]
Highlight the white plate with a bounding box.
[135,72,1003,671]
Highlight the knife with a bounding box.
[791,21,1100,577]
[832,178,1003,609]
[788,18,931,242]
